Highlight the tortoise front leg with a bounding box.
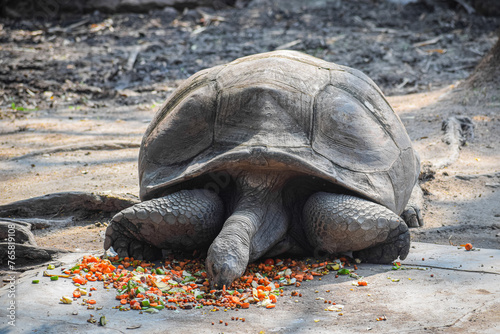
[104,189,224,260]
[302,192,410,264]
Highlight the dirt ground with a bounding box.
[1,0,499,251]
[1,1,500,333]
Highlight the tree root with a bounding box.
[0,192,138,267]
[0,191,139,218]
[421,116,475,177]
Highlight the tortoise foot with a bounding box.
[104,189,224,259]
[303,192,410,261]
[105,221,161,261]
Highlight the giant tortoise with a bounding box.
[104,50,422,288]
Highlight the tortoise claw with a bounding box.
[112,237,132,259]
[129,239,162,261]
[104,216,160,260]
[353,224,410,263]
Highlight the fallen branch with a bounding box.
[431,116,474,169]
[47,18,90,34]
[453,0,475,14]
[275,39,302,51]
[413,36,442,48]
[126,46,143,72]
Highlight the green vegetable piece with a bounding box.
[154,305,165,310]
[337,268,350,275]
[141,299,150,307]
[136,266,145,273]
[70,265,80,271]
[156,268,165,275]
[99,315,107,326]
[181,276,196,283]
[50,276,59,281]
[144,307,159,313]
[193,290,205,299]
[32,280,40,284]
[127,279,137,292]
[47,264,55,270]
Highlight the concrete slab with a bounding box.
[402,242,499,275]
[1,242,499,333]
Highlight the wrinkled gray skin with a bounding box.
[104,51,423,288]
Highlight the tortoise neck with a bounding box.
[206,171,291,288]
[229,171,288,212]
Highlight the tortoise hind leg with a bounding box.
[302,192,409,264]
[401,183,424,228]
[104,189,224,260]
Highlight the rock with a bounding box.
[0,243,68,266]
[0,220,37,246]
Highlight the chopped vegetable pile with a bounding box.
[48,254,364,314]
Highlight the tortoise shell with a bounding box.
[139,50,419,215]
